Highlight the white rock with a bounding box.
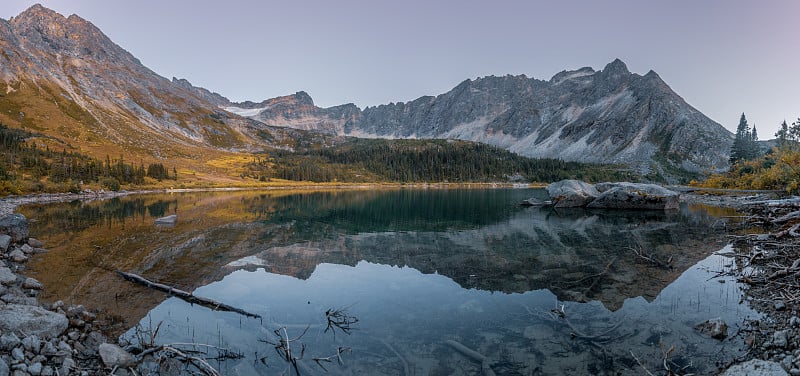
[98,343,136,368]
[722,359,788,376]
[0,304,68,339]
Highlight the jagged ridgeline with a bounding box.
[244,139,640,183]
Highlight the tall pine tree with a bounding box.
[730,113,759,164]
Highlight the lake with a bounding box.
[20,188,759,375]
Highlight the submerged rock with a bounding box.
[587,182,679,210]
[722,359,788,375]
[154,214,177,226]
[0,304,68,339]
[546,179,600,208]
[520,198,551,207]
[695,317,728,340]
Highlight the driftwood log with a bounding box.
[116,270,261,319]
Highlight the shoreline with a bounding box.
[1,188,796,375]
[0,182,536,217]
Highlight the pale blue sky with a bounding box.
[3,1,799,136]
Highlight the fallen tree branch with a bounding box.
[444,340,496,376]
[116,270,261,319]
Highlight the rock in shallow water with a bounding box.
[546,179,599,208]
[695,317,728,340]
[587,182,679,210]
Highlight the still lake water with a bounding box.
[20,188,759,375]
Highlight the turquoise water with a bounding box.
[22,189,758,375]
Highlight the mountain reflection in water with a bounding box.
[20,189,756,375]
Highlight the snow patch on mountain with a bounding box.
[222,106,269,117]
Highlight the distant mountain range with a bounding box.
[0,5,734,182]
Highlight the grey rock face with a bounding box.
[98,343,135,368]
[0,214,28,243]
[546,180,600,208]
[0,304,68,339]
[0,357,8,376]
[722,359,788,376]
[246,59,732,180]
[587,183,679,210]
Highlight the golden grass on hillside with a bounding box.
[692,148,800,193]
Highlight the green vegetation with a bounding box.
[245,139,640,184]
[695,117,800,193]
[1,123,641,195]
[0,123,175,195]
[729,113,761,164]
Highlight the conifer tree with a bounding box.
[776,120,789,148]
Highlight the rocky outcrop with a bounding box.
[587,182,680,210]
[546,180,679,210]
[546,180,600,208]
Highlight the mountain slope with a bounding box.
[0,5,325,178]
[244,60,733,180]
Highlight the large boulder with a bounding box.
[546,180,600,208]
[0,214,29,242]
[587,182,679,210]
[0,304,68,339]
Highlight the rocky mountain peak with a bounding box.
[601,58,630,77]
[9,4,130,63]
[293,91,314,106]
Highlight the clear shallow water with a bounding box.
[20,189,758,375]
